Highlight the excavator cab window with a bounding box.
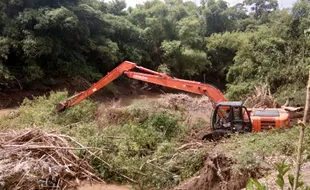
[211,101,252,133]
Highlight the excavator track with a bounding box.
[202,130,231,141]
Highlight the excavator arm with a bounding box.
[56,61,227,112]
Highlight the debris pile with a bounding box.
[244,84,278,108]
[96,93,214,128]
[95,100,131,127]
[158,93,212,112]
[0,128,104,189]
[157,93,214,132]
[173,154,260,190]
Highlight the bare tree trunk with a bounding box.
[294,67,310,190]
[294,30,310,190]
[303,69,310,123]
[293,122,306,190]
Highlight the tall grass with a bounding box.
[87,108,205,189]
[220,127,310,170]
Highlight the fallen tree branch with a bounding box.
[62,156,105,184]
[59,134,137,183]
[177,142,203,150]
[0,128,105,189]
[1,144,104,150]
[146,162,177,177]
[281,106,303,112]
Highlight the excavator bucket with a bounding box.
[56,92,85,112]
[56,103,66,112]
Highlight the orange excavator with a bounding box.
[57,61,291,133]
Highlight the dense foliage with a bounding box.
[1,0,310,104]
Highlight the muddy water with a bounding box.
[0,92,162,117]
[77,184,131,190]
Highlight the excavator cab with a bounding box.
[211,101,252,133]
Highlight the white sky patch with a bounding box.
[118,0,297,9]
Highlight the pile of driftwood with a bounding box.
[0,128,104,189]
[158,93,212,112]
[244,84,303,113]
[244,84,278,108]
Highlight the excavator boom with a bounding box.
[57,61,226,112]
[57,61,136,111]
[124,71,226,103]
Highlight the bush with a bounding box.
[6,91,95,125]
[226,82,255,101]
[86,108,204,189]
[275,85,306,106]
[0,91,99,143]
[146,111,182,139]
[247,160,310,190]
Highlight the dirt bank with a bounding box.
[173,154,260,190]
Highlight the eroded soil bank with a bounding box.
[173,154,261,190]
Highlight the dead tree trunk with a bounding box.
[303,69,310,123]
[293,122,306,190]
[294,68,310,190]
